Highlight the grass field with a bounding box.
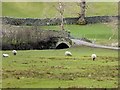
[1,2,118,88]
[2,2,118,18]
[2,46,118,88]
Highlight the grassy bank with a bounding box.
[40,23,118,45]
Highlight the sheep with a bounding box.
[111,42,118,47]
[91,54,96,61]
[47,22,50,25]
[3,54,9,57]
[65,51,72,56]
[12,50,17,55]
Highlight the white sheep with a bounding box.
[91,54,96,61]
[65,51,72,56]
[3,54,9,57]
[111,42,118,47]
[12,50,17,55]
[47,22,50,25]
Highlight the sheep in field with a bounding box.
[91,54,96,61]
[111,42,118,47]
[12,50,17,55]
[3,54,9,57]
[65,51,72,56]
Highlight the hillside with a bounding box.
[2,2,118,18]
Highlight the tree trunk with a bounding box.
[59,2,65,30]
[77,0,86,25]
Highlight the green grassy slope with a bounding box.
[41,24,114,39]
[2,46,118,88]
[2,2,118,18]
[40,24,118,45]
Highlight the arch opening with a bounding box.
[56,43,69,49]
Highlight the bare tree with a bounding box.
[59,2,65,30]
[55,2,65,30]
[77,0,86,25]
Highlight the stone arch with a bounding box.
[56,42,71,49]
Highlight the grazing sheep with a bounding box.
[3,54,9,57]
[111,42,118,47]
[12,50,17,55]
[65,51,72,56]
[91,54,96,61]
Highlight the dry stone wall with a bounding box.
[2,16,118,26]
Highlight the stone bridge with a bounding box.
[2,25,72,50]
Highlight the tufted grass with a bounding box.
[2,46,118,88]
